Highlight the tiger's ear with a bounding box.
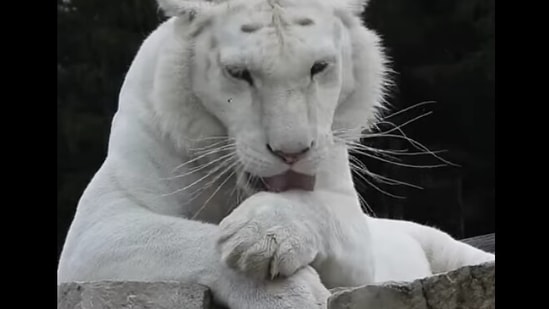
[341,0,370,16]
[157,0,216,19]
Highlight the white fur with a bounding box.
[58,0,494,308]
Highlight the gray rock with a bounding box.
[57,262,494,309]
[57,281,211,309]
[328,261,495,309]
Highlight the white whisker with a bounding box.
[171,143,236,173]
[349,160,405,199]
[357,191,375,217]
[374,111,433,137]
[345,140,447,157]
[191,161,239,220]
[187,139,231,153]
[349,148,446,168]
[163,151,236,180]
[162,156,237,197]
[348,145,403,162]
[381,101,436,121]
[364,131,458,167]
[349,156,423,190]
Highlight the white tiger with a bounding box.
[57,0,494,308]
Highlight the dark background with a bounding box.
[57,0,495,259]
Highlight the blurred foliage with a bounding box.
[57,0,494,257]
[57,0,160,251]
[361,0,494,238]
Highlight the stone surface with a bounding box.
[57,281,211,309]
[328,261,495,309]
[58,262,494,309]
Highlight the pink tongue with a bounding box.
[262,170,316,192]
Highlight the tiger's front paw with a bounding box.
[217,192,320,280]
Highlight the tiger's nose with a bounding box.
[266,143,312,164]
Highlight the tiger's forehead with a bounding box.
[215,0,336,31]
[210,0,341,67]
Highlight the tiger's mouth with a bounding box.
[246,170,316,193]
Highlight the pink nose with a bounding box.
[267,144,311,164]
